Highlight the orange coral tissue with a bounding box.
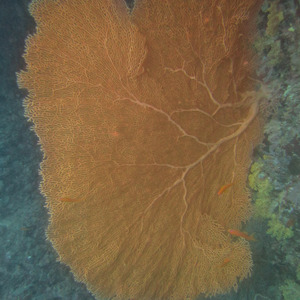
[18,0,263,299]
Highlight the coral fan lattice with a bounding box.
[18,0,263,299]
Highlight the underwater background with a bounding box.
[0,0,299,299]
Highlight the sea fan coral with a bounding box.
[18,0,263,299]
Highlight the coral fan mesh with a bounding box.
[18,0,263,299]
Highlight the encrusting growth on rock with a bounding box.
[18,0,263,299]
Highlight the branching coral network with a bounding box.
[18,0,263,299]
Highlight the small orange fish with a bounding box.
[220,257,231,267]
[59,197,82,203]
[218,183,233,195]
[20,227,30,231]
[228,229,255,241]
[203,17,210,24]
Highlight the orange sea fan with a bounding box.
[18,0,263,299]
